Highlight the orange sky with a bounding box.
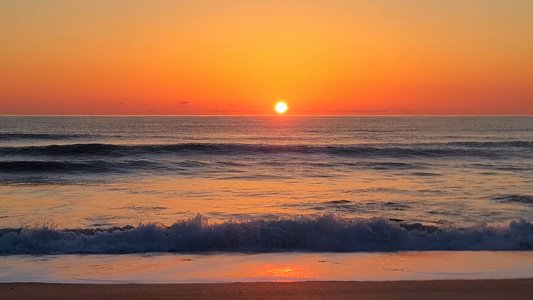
[1,1,532,115]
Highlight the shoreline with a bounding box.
[2,279,533,299]
[3,252,533,284]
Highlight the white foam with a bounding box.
[1,215,532,254]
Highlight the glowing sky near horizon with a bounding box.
[0,1,532,115]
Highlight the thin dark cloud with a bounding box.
[321,109,389,114]
[290,109,391,114]
[207,109,261,113]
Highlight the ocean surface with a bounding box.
[1,116,533,254]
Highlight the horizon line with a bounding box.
[0,114,532,117]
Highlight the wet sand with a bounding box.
[2,279,532,300]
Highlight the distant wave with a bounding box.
[0,160,171,174]
[0,215,532,254]
[0,133,92,140]
[1,141,531,158]
[0,160,426,175]
[442,141,533,148]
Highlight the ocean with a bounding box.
[0,116,533,283]
[1,116,533,283]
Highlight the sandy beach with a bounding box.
[2,279,533,300]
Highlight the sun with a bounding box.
[275,102,288,114]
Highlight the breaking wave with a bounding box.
[1,215,532,254]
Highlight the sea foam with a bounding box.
[1,215,531,254]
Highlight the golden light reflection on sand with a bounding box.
[2,252,533,283]
[260,264,313,280]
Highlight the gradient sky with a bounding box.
[1,0,532,115]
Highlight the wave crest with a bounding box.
[3,141,531,158]
[1,215,532,254]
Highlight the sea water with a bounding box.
[0,116,532,281]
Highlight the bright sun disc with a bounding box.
[275,102,288,114]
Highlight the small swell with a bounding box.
[0,215,532,254]
[409,172,441,177]
[491,194,533,204]
[445,141,533,148]
[0,142,520,158]
[343,161,423,170]
[0,160,172,174]
[0,133,92,140]
[0,161,110,173]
